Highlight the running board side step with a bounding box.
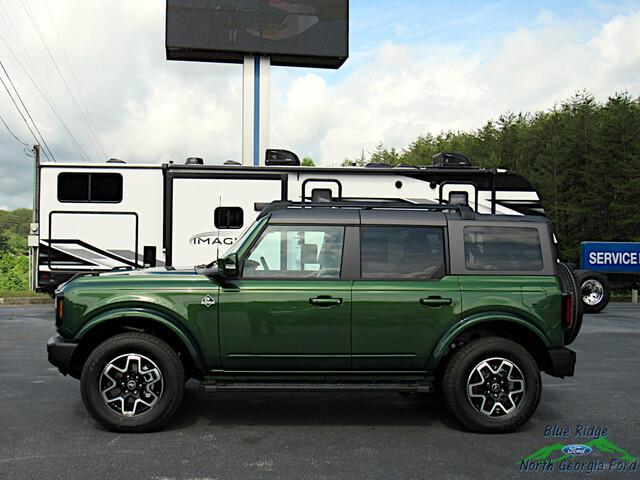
[200,382,434,393]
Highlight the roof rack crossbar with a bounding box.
[258,200,475,219]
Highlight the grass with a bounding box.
[0,290,48,298]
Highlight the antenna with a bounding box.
[216,195,221,261]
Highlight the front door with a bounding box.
[219,223,351,370]
[352,225,461,370]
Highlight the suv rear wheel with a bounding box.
[442,337,541,433]
[80,332,185,432]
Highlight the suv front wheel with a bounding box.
[80,332,185,432]
[442,337,541,433]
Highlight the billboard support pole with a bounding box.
[242,55,270,166]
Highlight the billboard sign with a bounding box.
[580,242,640,273]
[166,0,349,68]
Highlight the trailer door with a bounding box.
[169,176,285,266]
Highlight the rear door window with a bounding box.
[464,226,543,271]
[360,226,445,279]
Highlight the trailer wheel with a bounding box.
[575,270,610,314]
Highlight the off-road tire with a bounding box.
[80,332,184,432]
[442,337,541,433]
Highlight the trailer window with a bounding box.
[214,207,243,229]
[91,174,122,202]
[57,173,89,202]
[464,226,543,271]
[57,173,122,203]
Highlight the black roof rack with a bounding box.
[258,200,475,220]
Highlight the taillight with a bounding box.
[563,292,573,328]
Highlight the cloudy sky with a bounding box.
[1,0,639,210]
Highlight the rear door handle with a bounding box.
[420,297,452,307]
[309,296,343,307]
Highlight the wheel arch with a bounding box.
[429,313,552,378]
[68,308,205,380]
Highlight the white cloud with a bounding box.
[273,10,640,165]
[0,1,639,208]
[537,9,557,25]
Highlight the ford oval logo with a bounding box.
[562,444,593,456]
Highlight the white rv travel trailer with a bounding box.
[31,151,545,292]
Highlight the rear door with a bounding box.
[351,213,461,370]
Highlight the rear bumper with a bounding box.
[546,347,576,377]
[47,335,78,375]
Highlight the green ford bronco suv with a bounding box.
[47,201,582,433]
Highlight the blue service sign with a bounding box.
[581,242,640,273]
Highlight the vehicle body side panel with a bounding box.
[425,275,562,370]
[351,276,462,370]
[59,271,221,370]
[218,280,352,370]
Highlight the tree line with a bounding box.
[343,91,640,262]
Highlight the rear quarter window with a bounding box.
[464,226,543,271]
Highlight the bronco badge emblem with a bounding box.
[201,295,216,307]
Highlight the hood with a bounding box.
[56,266,203,294]
[97,266,197,277]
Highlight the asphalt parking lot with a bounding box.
[1,304,638,480]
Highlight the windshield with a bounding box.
[223,215,269,259]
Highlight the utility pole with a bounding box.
[28,145,40,291]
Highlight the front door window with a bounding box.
[243,225,344,279]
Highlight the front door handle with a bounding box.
[420,296,452,307]
[309,296,343,307]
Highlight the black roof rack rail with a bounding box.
[258,200,475,220]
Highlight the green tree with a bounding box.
[342,91,640,263]
[301,156,315,167]
[0,208,31,291]
[0,254,29,291]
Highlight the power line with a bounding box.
[0,2,41,85]
[0,35,90,162]
[19,0,95,161]
[0,67,51,161]
[0,111,29,146]
[43,1,107,159]
[0,4,90,163]
[0,59,55,161]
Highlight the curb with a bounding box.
[0,297,54,305]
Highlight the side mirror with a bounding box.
[218,253,239,277]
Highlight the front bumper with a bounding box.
[546,347,576,377]
[47,335,78,375]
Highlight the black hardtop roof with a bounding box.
[261,201,550,226]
